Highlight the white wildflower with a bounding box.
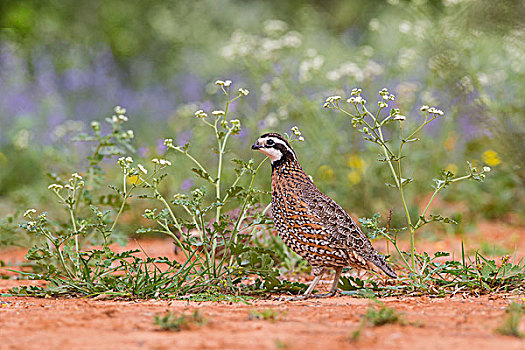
[281,31,302,47]
[48,184,63,191]
[71,173,83,180]
[91,121,100,131]
[114,106,126,115]
[369,18,380,31]
[354,96,365,104]
[238,88,249,96]
[212,110,225,117]
[483,166,491,172]
[399,20,412,34]
[291,126,302,136]
[264,19,288,34]
[325,95,342,103]
[195,110,208,119]
[137,164,148,174]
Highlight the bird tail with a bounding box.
[368,251,397,279]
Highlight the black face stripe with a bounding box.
[274,142,289,153]
[253,133,298,164]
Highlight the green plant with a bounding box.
[0,211,28,248]
[248,308,286,322]
[11,80,310,299]
[154,310,207,332]
[325,89,491,277]
[495,302,524,338]
[338,243,525,297]
[274,339,290,349]
[351,300,402,341]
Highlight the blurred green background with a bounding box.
[1,0,524,247]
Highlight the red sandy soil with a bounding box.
[1,221,525,350]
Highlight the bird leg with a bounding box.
[313,266,342,298]
[282,270,325,301]
[283,267,343,301]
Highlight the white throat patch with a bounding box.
[259,147,283,162]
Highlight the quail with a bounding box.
[252,133,397,299]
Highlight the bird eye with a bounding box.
[266,139,275,146]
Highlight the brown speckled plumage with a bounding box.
[252,132,396,299]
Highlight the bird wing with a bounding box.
[297,183,397,278]
[299,185,375,257]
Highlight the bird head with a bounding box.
[251,133,297,164]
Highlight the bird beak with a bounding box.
[251,142,261,150]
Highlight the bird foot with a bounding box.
[273,289,341,301]
[312,289,342,298]
[273,295,308,302]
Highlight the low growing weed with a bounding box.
[154,310,207,332]
[248,308,286,322]
[495,302,524,338]
[351,300,403,341]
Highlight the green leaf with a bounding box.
[225,185,244,199]
[400,177,413,186]
[191,168,215,183]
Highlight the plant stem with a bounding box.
[415,173,472,229]
[40,229,76,280]
[224,158,267,268]
[215,90,232,222]
[109,173,132,233]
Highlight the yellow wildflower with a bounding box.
[318,165,335,181]
[347,154,365,170]
[127,175,143,185]
[347,170,361,186]
[482,149,501,166]
[445,163,458,175]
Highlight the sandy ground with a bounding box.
[1,290,524,350]
[1,220,524,349]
